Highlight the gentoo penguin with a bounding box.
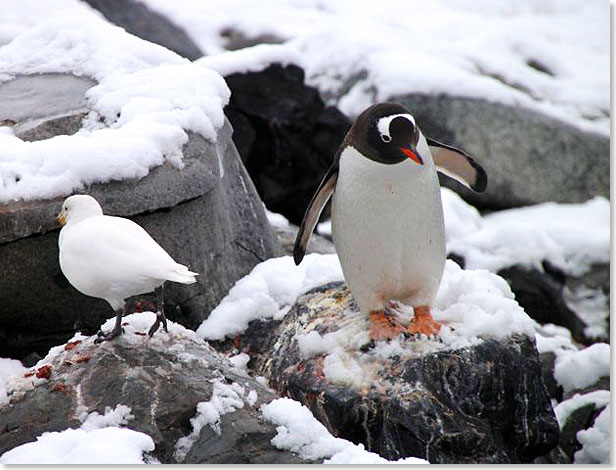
[293,102,487,341]
[57,195,198,343]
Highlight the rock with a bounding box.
[0,73,281,360]
[274,224,336,257]
[223,64,351,225]
[81,0,203,60]
[497,263,587,343]
[220,282,559,463]
[392,94,609,210]
[0,315,304,464]
[0,73,95,141]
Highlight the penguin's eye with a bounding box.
[380,134,392,143]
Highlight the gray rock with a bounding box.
[392,94,609,210]
[213,281,560,463]
[0,73,281,359]
[274,224,336,257]
[0,73,95,142]
[81,0,203,60]
[0,328,304,464]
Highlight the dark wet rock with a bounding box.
[216,282,560,463]
[559,400,607,462]
[223,64,351,225]
[539,351,563,402]
[0,323,304,464]
[0,74,281,360]
[81,0,203,60]
[392,94,609,210]
[497,263,587,343]
[274,223,336,257]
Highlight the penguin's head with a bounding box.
[350,102,423,166]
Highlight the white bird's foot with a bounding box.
[148,311,169,337]
[95,308,124,344]
[94,325,124,343]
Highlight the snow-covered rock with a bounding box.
[0,13,282,359]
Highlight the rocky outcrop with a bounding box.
[223,64,350,225]
[0,315,305,464]
[393,94,609,210]
[0,73,281,361]
[81,0,203,60]
[212,282,560,463]
[274,223,336,257]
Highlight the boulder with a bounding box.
[392,94,609,210]
[0,73,281,360]
[214,282,560,463]
[274,224,336,257]
[0,314,305,464]
[81,0,203,60]
[223,64,351,225]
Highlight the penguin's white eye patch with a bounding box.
[376,113,415,142]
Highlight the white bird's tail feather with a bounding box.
[167,265,198,284]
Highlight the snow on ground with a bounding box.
[264,206,291,229]
[174,379,247,461]
[574,405,610,464]
[553,343,610,394]
[141,0,609,135]
[442,188,610,276]
[0,357,26,407]
[554,390,610,429]
[0,404,156,464]
[198,253,537,376]
[197,254,344,340]
[261,397,428,464]
[197,43,302,76]
[0,11,229,203]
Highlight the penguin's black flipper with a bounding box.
[427,137,487,193]
[293,164,338,265]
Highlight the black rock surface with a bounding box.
[210,282,560,463]
[223,64,351,225]
[0,323,305,464]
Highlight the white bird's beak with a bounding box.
[57,210,67,226]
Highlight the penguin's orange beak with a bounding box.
[400,146,423,165]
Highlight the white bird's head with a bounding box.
[57,195,104,226]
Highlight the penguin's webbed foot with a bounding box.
[406,305,441,338]
[369,310,404,341]
[148,311,169,337]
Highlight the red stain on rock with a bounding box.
[35,365,52,380]
[64,340,82,351]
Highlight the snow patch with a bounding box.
[264,207,290,228]
[174,379,246,461]
[554,390,610,428]
[0,405,154,464]
[553,343,610,393]
[197,43,302,76]
[574,405,610,464]
[0,357,26,407]
[443,189,610,276]
[261,397,428,464]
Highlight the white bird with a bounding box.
[57,194,198,342]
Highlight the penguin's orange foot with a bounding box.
[369,310,404,341]
[407,306,441,337]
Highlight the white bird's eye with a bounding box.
[380,134,392,143]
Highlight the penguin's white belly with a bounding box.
[331,146,445,313]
